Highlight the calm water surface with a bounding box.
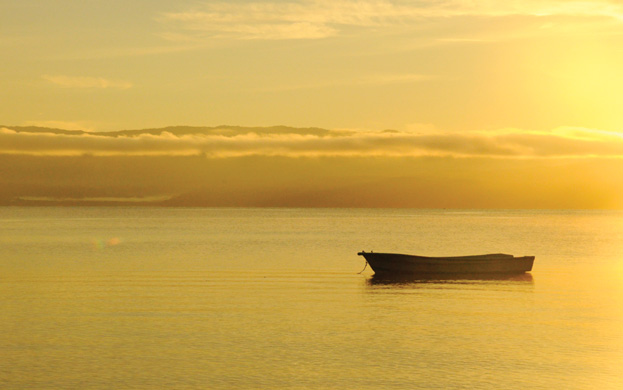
[1,208,622,389]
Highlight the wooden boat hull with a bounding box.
[358,252,534,275]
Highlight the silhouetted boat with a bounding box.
[357,251,534,275]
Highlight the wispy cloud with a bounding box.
[441,0,623,19]
[263,72,433,92]
[159,0,623,41]
[2,126,623,158]
[43,75,133,89]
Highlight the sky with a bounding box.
[1,0,623,208]
[3,0,623,132]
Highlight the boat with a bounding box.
[357,251,534,275]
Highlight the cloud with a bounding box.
[22,121,95,132]
[440,0,623,19]
[43,75,133,89]
[2,126,623,158]
[159,0,623,41]
[263,72,433,92]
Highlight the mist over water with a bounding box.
[1,208,622,389]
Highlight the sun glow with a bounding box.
[526,37,623,131]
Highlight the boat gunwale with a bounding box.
[357,252,529,261]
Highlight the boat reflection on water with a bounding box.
[366,272,534,286]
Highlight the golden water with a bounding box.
[1,208,622,389]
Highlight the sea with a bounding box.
[1,207,622,389]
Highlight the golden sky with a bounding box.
[1,1,623,208]
[3,0,623,131]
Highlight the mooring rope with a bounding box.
[357,260,368,274]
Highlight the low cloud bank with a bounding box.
[2,126,623,158]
